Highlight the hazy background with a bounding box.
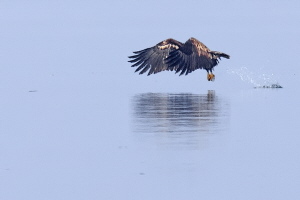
[1,1,300,199]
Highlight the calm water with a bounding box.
[1,1,300,200]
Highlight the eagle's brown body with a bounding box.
[128,37,230,81]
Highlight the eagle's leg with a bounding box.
[207,70,215,81]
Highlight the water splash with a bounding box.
[226,66,282,88]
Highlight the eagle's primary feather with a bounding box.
[128,37,230,81]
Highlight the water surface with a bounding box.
[1,1,300,200]
[132,91,229,149]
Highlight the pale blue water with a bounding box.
[1,1,300,200]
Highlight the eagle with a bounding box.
[128,37,230,81]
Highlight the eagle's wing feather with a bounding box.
[128,39,183,76]
[166,38,215,75]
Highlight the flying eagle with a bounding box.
[128,37,230,81]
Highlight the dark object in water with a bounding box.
[255,84,283,89]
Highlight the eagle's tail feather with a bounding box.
[211,51,230,59]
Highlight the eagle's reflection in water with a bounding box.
[131,90,229,148]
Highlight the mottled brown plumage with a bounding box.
[128,37,230,81]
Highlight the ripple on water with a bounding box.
[131,91,230,149]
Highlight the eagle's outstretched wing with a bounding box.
[166,37,216,76]
[128,38,183,76]
[129,37,229,77]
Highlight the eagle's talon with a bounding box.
[207,73,215,81]
[211,74,215,81]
